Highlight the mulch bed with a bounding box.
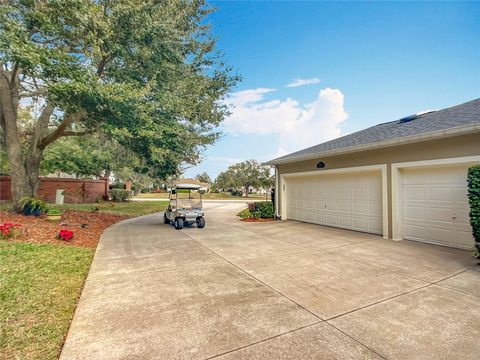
[241,218,276,222]
[0,211,128,248]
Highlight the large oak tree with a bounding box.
[0,0,237,208]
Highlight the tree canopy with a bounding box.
[195,172,212,184]
[215,160,273,195]
[0,0,238,205]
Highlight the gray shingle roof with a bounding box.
[268,98,480,164]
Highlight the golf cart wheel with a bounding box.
[196,217,206,229]
[174,217,184,230]
[163,213,170,224]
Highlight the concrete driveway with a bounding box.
[61,202,480,359]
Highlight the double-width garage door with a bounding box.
[402,165,473,249]
[286,172,383,234]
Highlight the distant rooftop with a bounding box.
[268,98,480,165]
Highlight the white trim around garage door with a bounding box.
[280,164,389,239]
[391,155,480,241]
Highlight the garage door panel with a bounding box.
[404,186,425,200]
[295,210,305,221]
[315,185,326,198]
[352,218,367,232]
[367,203,381,216]
[353,187,367,200]
[338,201,352,213]
[315,212,326,225]
[305,184,314,197]
[454,208,470,225]
[457,231,475,248]
[453,187,468,202]
[326,201,338,211]
[404,205,425,220]
[286,172,382,235]
[305,199,315,210]
[339,216,352,228]
[402,165,474,249]
[367,187,380,200]
[428,227,456,244]
[339,187,352,200]
[352,202,367,214]
[327,185,338,199]
[427,207,454,223]
[296,199,305,208]
[404,224,428,240]
[326,214,338,226]
[368,219,382,233]
[427,187,453,201]
[315,200,326,210]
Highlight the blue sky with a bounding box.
[184,1,480,179]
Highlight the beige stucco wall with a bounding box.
[276,133,480,238]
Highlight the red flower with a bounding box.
[0,222,21,238]
[58,229,74,241]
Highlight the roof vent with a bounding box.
[398,114,417,123]
[398,109,437,124]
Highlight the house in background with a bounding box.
[173,178,211,193]
[267,98,480,250]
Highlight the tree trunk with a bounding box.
[24,147,43,195]
[1,67,46,210]
[1,68,34,209]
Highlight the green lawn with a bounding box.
[0,200,168,359]
[50,201,168,217]
[0,200,169,217]
[0,241,95,360]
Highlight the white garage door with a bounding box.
[286,172,383,234]
[402,165,473,249]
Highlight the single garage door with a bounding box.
[286,172,382,234]
[402,165,473,249]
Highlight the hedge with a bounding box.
[237,201,274,219]
[467,164,480,258]
[110,189,131,202]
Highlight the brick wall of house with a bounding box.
[0,176,109,203]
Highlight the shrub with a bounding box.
[238,202,274,219]
[254,201,274,218]
[47,209,62,215]
[467,164,480,258]
[231,190,242,197]
[110,189,131,202]
[140,188,149,193]
[237,208,252,220]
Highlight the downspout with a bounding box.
[274,165,280,219]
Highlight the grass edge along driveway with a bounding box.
[0,200,168,360]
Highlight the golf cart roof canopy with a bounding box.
[174,183,202,190]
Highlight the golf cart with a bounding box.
[163,183,206,230]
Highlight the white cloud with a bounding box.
[285,77,320,88]
[227,88,275,106]
[223,87,348,156]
